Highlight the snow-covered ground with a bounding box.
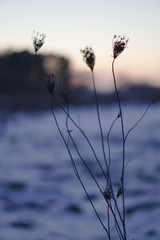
[0,103,160,240]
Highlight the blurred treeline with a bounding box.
[0,50,71,94]
[0,50,160,110]
[0,50,78,110]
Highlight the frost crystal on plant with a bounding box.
[80,47,95,70]
[32,31,46,53]
[113,35,129,59]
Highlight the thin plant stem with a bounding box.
[91,70,109,175]
[34,50,124,239]
[107,116,119,168]
[91,70,124,233]
[112,59,126,240]
[63,100,111,239]
[53,95,108,181]
[34,53,46,88]
[50,97,78,177]
[50,96,109,236]
[65,101,104,197]
[107,205,111,238]
[34,52,107,181]
[107,201,124,240]
[125,98,160,141]
[53,95,124,229]
[65,101,125,240]
[106,115,126,236]
[114,199,122,240]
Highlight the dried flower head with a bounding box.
[32,31,46,53]
[46,74,55,95]
[117,186,125,198]
[103,185,114,201]
[113,35,129,59]
[80,47,95,70]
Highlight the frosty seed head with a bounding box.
[113,35,129,59]
[80,47,95,70]
[103,185,114,201]
[32,31,46,53]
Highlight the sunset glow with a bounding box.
[0,0,160,90]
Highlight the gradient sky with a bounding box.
[0,0,160,90]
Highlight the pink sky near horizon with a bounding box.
[0,0,160,90]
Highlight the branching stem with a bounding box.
[91,70,108,176]
[107,116,119,168]
[112,59,126,240]
[125,98,160,141]
[53,95,108,181]
[50,96,109,236]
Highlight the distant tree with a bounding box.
[0,51,71,94]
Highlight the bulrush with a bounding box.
[80,47,95,70]
[32,31,46,53]
[112,35,129,59]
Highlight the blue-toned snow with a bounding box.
[0,103,160,240]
